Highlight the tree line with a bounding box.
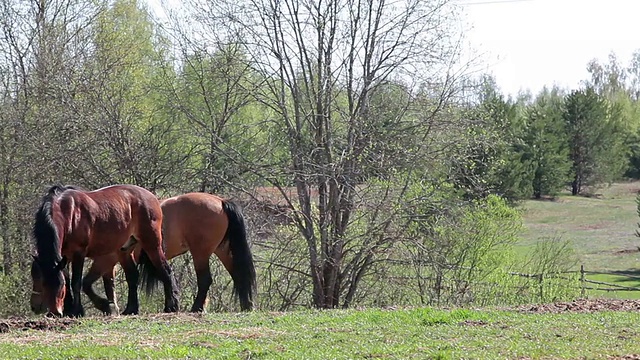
[0,0,630,313]
[467,53,640,202]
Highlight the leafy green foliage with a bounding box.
[400,176,526,305]
[447,78,526,200]
[172,46,268,192]
[72,0,190,190]
[360,81,416,178]
[446,77,567,202]
[3,0,640,316]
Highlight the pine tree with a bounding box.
[522,88,571,199]
[564,88,626,195]
[472,77,532,201]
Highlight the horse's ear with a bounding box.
[56,257,68,271]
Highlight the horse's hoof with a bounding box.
[164,305,179,313]
[108,303,120,316]
[69,309,84,318]
[96,300,112,315]
[46,311,63,318]
[122,307,139,316]
[190,305,205,313]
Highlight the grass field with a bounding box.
[2,305,640,359]
[4,182,640,359]
[519,181,640,299]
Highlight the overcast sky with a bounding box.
[459,0,640,96]
[146,0,640,97]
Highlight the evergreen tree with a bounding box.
[450,77,531,201]
[564,88,626,195]
[585,52,640,179]
[522,88,571,198]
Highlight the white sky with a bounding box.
[146,0,640,97]
[459,0,640,96]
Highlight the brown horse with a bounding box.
[31,184,179,317]
[31,192,256,314]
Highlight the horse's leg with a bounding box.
[81,264,112,315]
[62,268,74,317]
[143,246,179,313]
[139,220,179,313]
[190,254,213,312]
[103,266,119,315]
[119,251,140,315]
[213,242,234,278]
[70,253,86,317]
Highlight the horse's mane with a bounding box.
[46,184,85,195]
[33,184,80,269]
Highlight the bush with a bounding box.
[0,271,32,317]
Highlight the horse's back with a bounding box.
[60,184,163,257]
[91,184,161,217]
[161,193,229,259]
[90,184,159,205]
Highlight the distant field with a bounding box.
[519,181,640,298]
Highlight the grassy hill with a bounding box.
[519,181,640,299]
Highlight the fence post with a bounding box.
[580,265,585,298]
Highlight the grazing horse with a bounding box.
[31,192,256,314]
[30,261,74,316]
[31,253,120,316]
[31,184,179,317]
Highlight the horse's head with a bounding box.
[29,259,46,314]
[30,255,67,316]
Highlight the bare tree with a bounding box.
[182,0,463,308]
[60,0,193,192]
[0,0,100,273]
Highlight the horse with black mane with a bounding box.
[31,191,256,315]
[31,184,179,317]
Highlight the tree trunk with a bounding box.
[571,176,579,195]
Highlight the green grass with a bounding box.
[519,181,640,298]
[520,182,640,269]
[586,273,640,299]
[2,308,640,359]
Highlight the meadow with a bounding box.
[3,182,640,359]
[520,181,640,270]
[1,303,640,359]
[521,181,640,299]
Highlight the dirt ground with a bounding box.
[516,298,640,314]
[0,317,76,332]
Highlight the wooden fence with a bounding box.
[502,265,640,297]
[384,259,640,304]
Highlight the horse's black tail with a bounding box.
[138,250,158,296]
[222,200,256,311]
[33,185,71,264]
[138,227,168,296]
